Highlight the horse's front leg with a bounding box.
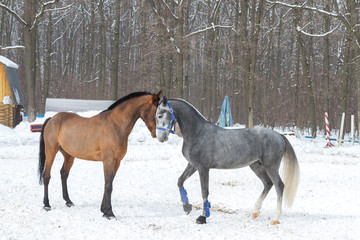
[101,158,121,220]
[177,163,197,214]
[196,167,210,224]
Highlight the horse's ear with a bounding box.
[159,96,167,106]
[156,90,162,98]
[151,90,162,105]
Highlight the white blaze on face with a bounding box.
[155,103,171,142]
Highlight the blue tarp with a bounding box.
[216,96,233,127]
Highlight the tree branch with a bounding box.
[30,0,61,31]
[267,0,360,48]
[44,3,74,14]
[210,0,223,21]
[185,24,236,38]
[297,23,341,37]
[266,0,339,17]
[148,0,173,42]
[161,0,178,20]
[0,3,28,26]
[0,45,25,51]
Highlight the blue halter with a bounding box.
[156,102,177,134]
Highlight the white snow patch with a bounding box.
[0,111,359,239]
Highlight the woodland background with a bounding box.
[0,0,359,136]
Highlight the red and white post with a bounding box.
[325,112,334,147]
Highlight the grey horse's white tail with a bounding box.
[281,135,300,207]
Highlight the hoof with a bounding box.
[66,202,74,207]
[43,206,51,211]
[196,215,206,224]
[103,214,117,220]
[183,203,192,215]
[252,212,259,219]
[270,220,280,225]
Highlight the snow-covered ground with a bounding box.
[0,111,359,240]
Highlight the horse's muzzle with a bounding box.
[156,134,168,143]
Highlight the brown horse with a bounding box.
[38,91,162,219]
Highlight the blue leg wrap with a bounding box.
[204,201,211,217]
[180,187,189,204]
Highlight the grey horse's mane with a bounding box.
[171,98,208,121]
[169,98,209,138]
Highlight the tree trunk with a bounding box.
[231,0,240,123]
[212,38,220,122]
[111,1,121,100]
[352,1,360,143]
[247,0,264,128]
[264,7,275,126]
[239,0,250,126]
[86,4,96,98]
[165,54,172,97]
[43,12,52,101]
[295,5,316,136]
[300,42,316,137]
[340,33,351,130]
[0,4,5,45]
[200,32,213,117]
[175,3,184,98]
[98,0,106,99]
[183,4,190,101]
[340,0,357,137]
[323,0,331,116]
[273,9,284,127]
[79,3,86,99]
[24,0,37,122]
[159,54,166,96]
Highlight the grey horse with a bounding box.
[155,97,300,225]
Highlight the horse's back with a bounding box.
[45,112,95,142]
[189,126,285,169]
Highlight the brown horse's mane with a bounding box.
[102,91,152,113]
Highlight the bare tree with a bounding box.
[43,12,52,101]
[1,0,60,122]
[110,0,121,100]
[1,0,359,135]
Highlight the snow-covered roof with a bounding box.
[45,98,114,112]
[0,55,19,69]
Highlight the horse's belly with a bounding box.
[211,158,259,169]
[61,144,103,161]
[209,142,260,169]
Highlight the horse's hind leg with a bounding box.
[177,163,197,214]
[43,149,57,211]
[264,166,284,225]
[249,161,273,219]
[60,149,75,207]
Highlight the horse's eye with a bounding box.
[158,115,163,119]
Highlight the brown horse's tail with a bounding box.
[281,135,300,208]
[38,117,51,185]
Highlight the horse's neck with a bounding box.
[172,101,206,139]
[111,100,143,132]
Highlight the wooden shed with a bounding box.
[0,55,24,128]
